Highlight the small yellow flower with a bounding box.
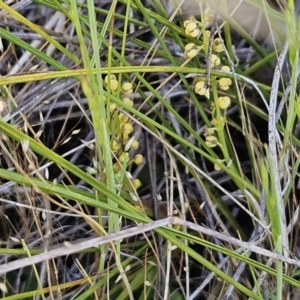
[105,75,118,92]
[122,82,133,95]
[210,54,221,68]
[123,132,130,143]
[131,140,139,150]
[108,79,119,92]
[119,152,128,163]
[218,78,232,91]
[109,103,117,112]
[183,16,198,28]
[183,20,192,28]
[194,80,209,98]
[217,96,231,110]
[205,135,218,148]
[133,154,144,165]
[185,22,200,38]
[132,179,142,189]
[113,162,121,172]
[194,80,205,92]
[212,38,225,52]
[123,97,134,107]
[123,123,133,134]
[105,74,117,83]
[111,140,121,152]
[221,65,231,72]
[118,112,129,123]
[184,43,202,59]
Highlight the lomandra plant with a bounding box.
[0,0,300,299]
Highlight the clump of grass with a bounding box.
[0,0,300,299]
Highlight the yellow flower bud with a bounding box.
[218,78,232,91]
[184,43,202,59]
[118,112,129,123]
[122,82,133,95]
[217,96,231,110]
[104,75,119,92]
[221,65,231,72]
[185,22,200,38]
[183,16,198,28]
[211,116,224,126]
[214,159,224,171]
[113,162,121,172]
[195,80,205,90]
[111,140,121,151]
[110,103,117,112]
[210,54,221,68]
[123,123,133,134]
[205,135,218,148]
[194,80,209,97]
[109,79,119,92]
[133,154,144,165]
[102,96,107,104]
[105,74,117,83]
[123,97,133,107]
[132,178,142,189]
[131,140,139,150]
[214,164,221,171]
[119,152,128,163]
[123,132,130,143]
[183,19,192,28]
[213,38,225,52]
